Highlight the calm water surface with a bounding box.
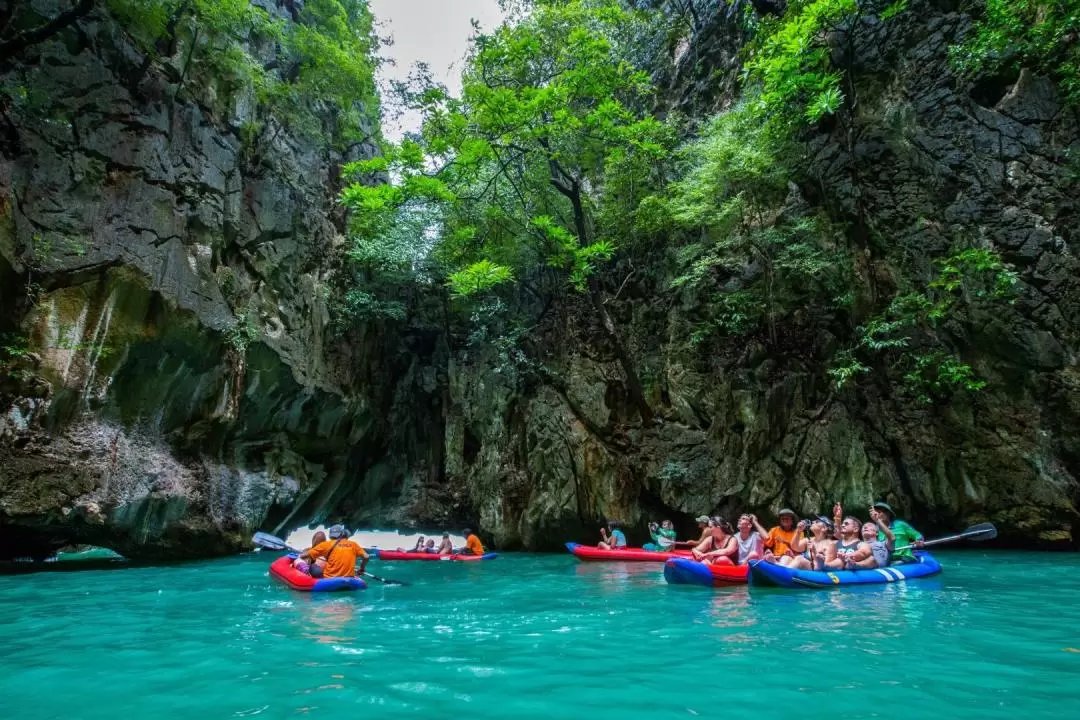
[1,551,1078,719]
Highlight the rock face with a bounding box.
[0,1,437,560]
[435,0,1080,550]
[1,0,1078,559]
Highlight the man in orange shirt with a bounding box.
[750,509,799,565]
[297,525,367,578]
[462,528,485,555]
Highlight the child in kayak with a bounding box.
[292,531,328,577]
[644,520,677,552]
[598,521,627,550]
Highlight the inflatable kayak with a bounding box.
[374,550,498,561]
[566,542,692,562]
[268,555,367,592]
[748,552,942,589]
[663,558,749,587]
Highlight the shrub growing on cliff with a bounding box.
[951,0,1080,104]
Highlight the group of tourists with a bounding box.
[292,525,368,579]
[399,529,486,556]
[598,501,924,569]
[289,527,488,579]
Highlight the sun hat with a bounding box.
[327,524,347,539]
[695,515,710,523]
[777,508,797,518]
[815,516,835,530]
[872,501,895,516]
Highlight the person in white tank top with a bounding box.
[735,514,764,564]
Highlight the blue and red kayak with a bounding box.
[748,552,942,589]
[269,555,367,592]
[663,558,749,586]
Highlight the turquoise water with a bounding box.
[1,551,1078,719]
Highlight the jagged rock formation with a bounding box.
[0,1,439,560]
[435,0,1080,550]
[1,0,1078,559]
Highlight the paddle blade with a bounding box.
[963,523,997,541]
[252,531,290,551]
[362,571,409,587]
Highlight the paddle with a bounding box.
[894,522,997,552]
[250,532,409,586]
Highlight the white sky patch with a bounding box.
[286,526,467,550]
[370,0,506,141]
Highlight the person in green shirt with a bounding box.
[644,520,677,552]
[872,502,924,563]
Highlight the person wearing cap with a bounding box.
[297,525,367,578]
[871,502,923,563]
[751,509,799,564]
[437,532,454,556]
[462,528,486,555]
[678,516,713,548]
[787,516,837,571]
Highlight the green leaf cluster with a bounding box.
[829,248,1018,402]
[950,0,1080,105]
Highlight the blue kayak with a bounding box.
[748,552,941,589]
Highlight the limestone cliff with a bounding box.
[0,0,443,560]
[434,0,1080,550]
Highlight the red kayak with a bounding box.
[374,550,498,561]
[664,557,748,586]
[565,542,693,562]
[268,555,366,592]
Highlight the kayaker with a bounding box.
[735,514,763,564]
[828,516,870,570]
[679,516,712,547]
[297,525,367,578]
[752,509,798,564]
[644,520,677,552]
[693,517,737,565]
[423,538,437,554]
[292,530,328,577]
[412,535,426,553]
[598,521,627,550]
[437,533,454,555]
[786,517,836,571]
[860,517,893,568]
[872,502,924,563]
[462,529,486,555]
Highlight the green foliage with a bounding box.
[338,0,668,326]
[226,311,260,354]
[448,261,515,299]
[106,0,379,144]
[951,0,1080,104]
[829,248,1018,402]
[744,0,857,132]
[659,102,849,341]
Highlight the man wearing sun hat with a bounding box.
[750,508,799,563]
[871,501,924,563]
